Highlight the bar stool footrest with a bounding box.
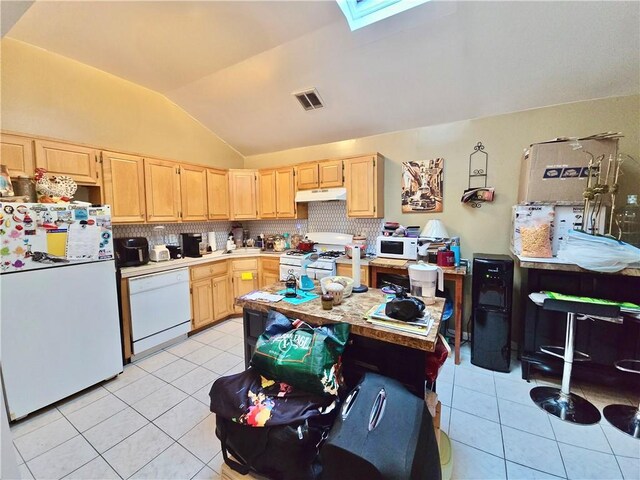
[530,386,601,425]
[614,359,640,374]
[539,345,591,362]
[603,404,640,438]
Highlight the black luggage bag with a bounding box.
[320,373,441,480]
[210,368,338,480]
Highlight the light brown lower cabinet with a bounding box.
[336,263,370,287]
[212,275,232,320]
[191,279,215,330]
[232,270,258,314]
[231,258,259,314]
[259,257,281,287]
[190,260,232,331]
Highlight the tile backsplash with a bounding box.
[308,202,383,253]
[113,202,384,253]
[114,222,232,250]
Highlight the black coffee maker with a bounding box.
[181,233,203,258]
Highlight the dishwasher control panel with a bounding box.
[128,267,189,295]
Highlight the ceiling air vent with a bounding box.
[293,89,324,111]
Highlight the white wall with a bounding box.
[0,38,244,168]
[245,95,640,335]
[245,95,639,261]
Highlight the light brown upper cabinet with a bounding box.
[257,169,277,219]
[35,140,100,185]
[296,162,319,190]
[1,134,34,175]
[180,164,208,221]
[344,154,384,218]
[207,169,230,220]
[297,160,344,190]
[257,167,307,219]
[144,158,181,222]
[102,151,146,223]
[229,169,257,220]
[318,159,343,188]
[276,167,306,219]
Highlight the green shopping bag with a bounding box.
[251,311,350,396]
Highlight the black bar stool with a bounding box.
[603,312,640,438]
[530,298,620,425]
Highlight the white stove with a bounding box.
[279,232,353,281]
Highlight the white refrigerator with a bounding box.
[0,203,123,420]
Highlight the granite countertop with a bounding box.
[512,253,640,277]
[121,249,468,279]
[364,257,468,276]
[335,255,467,276]
[120,249,283,278]
[335,255,373,266]
[236,282,444,352]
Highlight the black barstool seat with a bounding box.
[603,350,640,438]
[530,298,621,425]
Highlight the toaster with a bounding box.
[149,245,170,262]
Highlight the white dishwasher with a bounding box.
[129,267,191,357]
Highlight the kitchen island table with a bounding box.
[236,283,445,395]
[369,261,467,365]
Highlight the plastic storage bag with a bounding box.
[520,220,553,258]
[558,229,640,272]
[251,311,350,396]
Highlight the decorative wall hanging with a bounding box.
[401,158,444,213]
[461,142,494,208]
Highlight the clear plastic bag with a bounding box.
[520,220,553,258]
[558,230,640,272]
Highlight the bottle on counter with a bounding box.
[321,294,334,310]
[450,236,461,267]
[226,235,236,252]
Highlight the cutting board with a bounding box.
[369,258,408,268]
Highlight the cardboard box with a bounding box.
[512,204,608,256]
[518,138,619,203]
[510,205,555,255]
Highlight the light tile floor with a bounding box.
[10,319,640,480]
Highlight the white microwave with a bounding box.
[376,236,418,260]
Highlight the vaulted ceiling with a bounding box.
[5,1,640,156]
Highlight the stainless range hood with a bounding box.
[295,187,347,203]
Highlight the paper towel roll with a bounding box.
[352,246,361,287]
[207,232,217,251]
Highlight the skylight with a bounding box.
[336,0,431,31]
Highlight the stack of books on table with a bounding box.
[365,303,435,337]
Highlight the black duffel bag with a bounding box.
[210,368,338,480]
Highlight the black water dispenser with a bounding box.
[471,254,514,372]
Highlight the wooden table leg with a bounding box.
[454,276,464,365]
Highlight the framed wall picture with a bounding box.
[401,158,444,213]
